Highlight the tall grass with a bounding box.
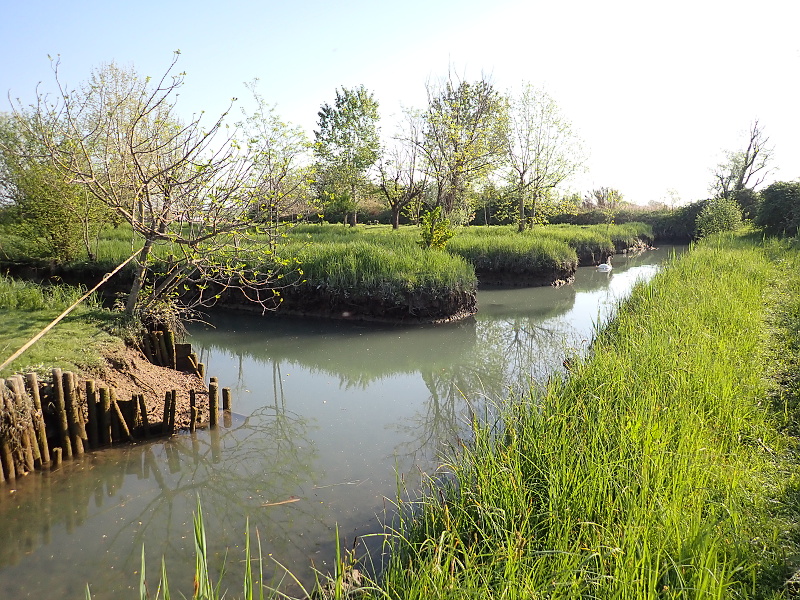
[363,232,800,597]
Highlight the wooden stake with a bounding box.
[137,394,150,438]
[26,372,49,464]
[0,382,16,481]
[209,381,219,428]
[85,380,98,449]
[112,399,132,442]
[222,387,231,411]
[165,329,177,370]
[189,389,197,432]
[8,376,36,471]
[161,392,172,435]
[51,368,72,457]
[62,372,84,455]
[168,390,177,434]
[50,447,62,470]
[99,388,112,446]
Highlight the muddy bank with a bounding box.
[82,345,209,431]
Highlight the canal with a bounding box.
[0,246,682,599]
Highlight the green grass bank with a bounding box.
[358,232,800,598]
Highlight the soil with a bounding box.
[82,344,209,431]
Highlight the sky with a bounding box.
[2,0,799,205]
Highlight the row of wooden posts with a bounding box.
[0,367,231,485]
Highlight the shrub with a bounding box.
[695,197,743,238]
[756,181,800,237]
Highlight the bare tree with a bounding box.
[11,54,298,321]
[505,83,584,231]
[377,113,428,228]
[711,120,773,201]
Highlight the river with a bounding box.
[0,246,682,599]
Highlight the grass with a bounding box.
[355,230,800,598]
[0,275,125,378]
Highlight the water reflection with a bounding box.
[0,246,682,599]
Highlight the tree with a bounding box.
[420,72,507,224]
[0,112,111,261]
[377,114,427,229]
[13,54,297,320]
[695,196,742,238]
[756,181,800,237]
[505,84,584,231]
[313,85,380,227]
[710,120,773,216]
[238,83,314,230]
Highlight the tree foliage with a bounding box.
[314,85,380,227]
[756,181,800,237]
[695,196,743,238]
[505,84,584,231]
[12,54,300,320]
[0,112,111,261]
[421,72,507,223]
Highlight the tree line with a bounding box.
[1,53,797,322]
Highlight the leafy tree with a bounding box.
[13,54,298,319]
[420,72,507,223]
[695,196,742,238]
[0,113,111,261]
[755,181,800,237]
[505,84,584,231]
[710,120,773,217]
[238,83,314,232]
[314,85,380,227]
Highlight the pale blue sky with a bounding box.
[2,0,799,204]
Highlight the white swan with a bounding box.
[597,256,613,272]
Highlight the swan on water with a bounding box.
[597,256,613,272]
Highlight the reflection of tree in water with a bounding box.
[0,361,322,600]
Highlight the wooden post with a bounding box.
[85,380,98,450]
[50,447,62,470]
[0,382,16,481]
[62,372,84,455]
[165,329,177,370]
[198,362,206,380]
[161,392,172,435]
[157,332,170,368]
[8,376,36,471]
[140,335,156,364]
[110,391,121,443]
[137,395,150,438]
[222,387,231,411]
[99,388,112,446]
[51,368,72,457]
[168,390,177,434]
[149,332,163,366]
[208,381,219,428]
[189,389,197,432]
[25,373,49,465]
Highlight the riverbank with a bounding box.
[357,231,800,597]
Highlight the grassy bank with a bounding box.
[361,232,800,598]
[0,276,124,377]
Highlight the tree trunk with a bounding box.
[124,239,153,315]
[392,207,400,229]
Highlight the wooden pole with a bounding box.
[157,332,170,368]
[168,390,177,434]
[85,380,98,449]
[50,446,62,470]
[112,400,132,442]
[99,387,112,446]
[0,382,16,481]
[137,394,150,438]
[62,372,84,455]
[110,391,121,443]
[161,391,172,436]
[189,389,197,432]
[165,329,177,370]
[8,376,36,471]
[51,368,72,457]
[208,381,219,428]
[26,372,50,464]
[222,387,231,411]
[198,362,206,380]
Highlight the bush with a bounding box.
[695,197,743,238]
[756,181,800,237]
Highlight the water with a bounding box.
[0,247,682,599]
